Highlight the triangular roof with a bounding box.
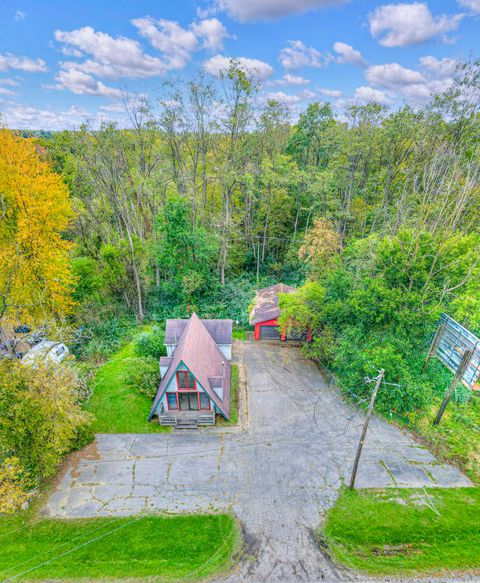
[148,313,231,420]
[249,283,296,325]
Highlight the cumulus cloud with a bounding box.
[0,87,16,95]
[420,55,458,78]
[1,103,92,131]
[215,0,348,22]
[368,3,463,47]
[365,63,425,89]
[319,87,342,97]
[274,73,311,86]
[14,10,26,21]
[333,42,365,66]
[353,86,391,105]
[279,40,326,70]
[54,26,167,79]
[458,0,480,12]
[203,55,274,80]
[262,91,302,105]
[363,59,456,105]
[0,53,47,73]
[52,69,122,98]
[191,18,228,50]
[0,78,20,86]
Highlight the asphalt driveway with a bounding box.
[47,342,470,582]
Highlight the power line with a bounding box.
[1,515,145,583]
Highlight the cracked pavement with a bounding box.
[46,342,471,582]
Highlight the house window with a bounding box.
[166,393,178,410]
[199,393,210,410]
[177,371,196,390]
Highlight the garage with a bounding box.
[260,325,280,339]
[249,283,311,342]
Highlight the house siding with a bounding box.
[167,343,231,359]
[154,363,214,416]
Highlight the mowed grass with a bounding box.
[217,363,239,426]
[323,487,480,576]
[86,337,168,433]
[0,513,238,581]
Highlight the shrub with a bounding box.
[70,422,95,451]
[0,457,31,514]
[123,356,160,399]
[0,359,93,483]
[134,327,166,359]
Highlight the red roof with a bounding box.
[249,283,296,325]
[148,313,231,420]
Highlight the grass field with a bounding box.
[322,487,480,576]
[0,512,239,581]
[86,336,168,433]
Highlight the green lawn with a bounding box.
[408,395,480,483]
[232,328,248,340]
[323,487,480,576]
[0,513,239,581]
[217,363,239,426]
[86,337,168,433]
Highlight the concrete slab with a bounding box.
[46,342,472,582]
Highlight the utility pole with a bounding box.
[349,369,385,490]
[433,349,472,426]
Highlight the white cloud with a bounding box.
[319,87,342,97]
[191,18,228,50]
[353,86,391,105]
[279,40,325,70]
[0,53,47,73]
[458,0,480,12]
[215,0,348,22]
[262,91,302,105]
[52,69,122,98]
[368,3,463,47]
[203,55,274,80]
[1,103,93,131]
[275,73,311,86]
[131,18,198,70]
[420,55,458,78]
[0,78,20,86]
[364,60,456,105]
[14,10,26,21]
[299,89,316,99]
[365,63,425,88]
[54,26,167,79]
[333,42,365,66]
[0,87,16,95]
[131,17,227,70]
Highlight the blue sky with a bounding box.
[0,0,479,129]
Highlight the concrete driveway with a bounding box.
[47,342,470,582]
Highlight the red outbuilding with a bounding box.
[249,283,312,341]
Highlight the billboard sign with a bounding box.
[429,314,480,390]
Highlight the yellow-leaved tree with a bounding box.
[0,129,75,326]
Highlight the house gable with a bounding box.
[148,313,231,421]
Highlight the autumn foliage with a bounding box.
[0,129,75,326]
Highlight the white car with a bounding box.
[21,340,69,365]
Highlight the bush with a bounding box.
[0,359,93,483]
[71,316,136,360]
[70,422,95,451]
[0,457,31,514]
[134,327,166,359]
[123,356,160,399]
